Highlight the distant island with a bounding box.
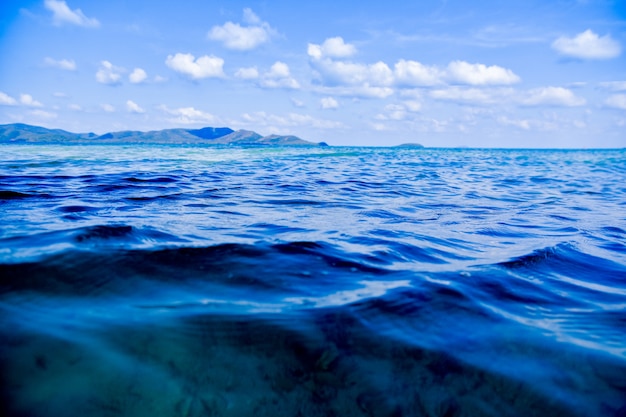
[395,143,424,148]
[0,123,328,147]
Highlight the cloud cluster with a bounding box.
[44,0,99,28]
[207,8,275,50]
[96,61,123,85]
[307,37,357,59]
[235,62,300,89]
[165,53,225,79]
[0,92,43,107]
[260,62,300,89]
[552,29,621,60]
[308,37,521,98]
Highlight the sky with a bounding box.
[0,0,625,147]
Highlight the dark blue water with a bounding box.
[1,144,625,417]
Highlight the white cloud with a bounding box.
[165,53,225,79]
[30,109,57,119]
[235,66,259,80]
[605,94,626,110]
[207,8,275,50]
[158,105,219,124]
[20,94,43,107]
[376,104,407,121]
[126,100,144,114]
[43,57,76,70]
[310,58,394,87]
[446,61,520,85]
[101,103,115,112]
[68,103,82,111]
[552,29,621,59]
[153,75,167,83]
[320,97,339,109]
[314,85,394,99]
[0,92,17,106]
[307,37,357,59]
[430,87,505,104]
[260,62,300,89]
[291,98,305,108]
[240,111,344,130]
[522,87,586,107]
[403,100,422,112]
[96,61,123,85]
[44,0,99,28]
[498,116,531,130]
[242,8,261,25]
[599,81,626,92]
[129,68,147,84]
[394,60,442,87]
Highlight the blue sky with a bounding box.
[0,0,625,147]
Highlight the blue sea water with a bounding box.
[1,144,625,417]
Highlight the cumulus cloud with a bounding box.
[235,66,259,80]
[96,61,124,85]
[129,68,147,84]
[165,53,225,79]
[552,29,621,59]
[43,57,76,70]
[394,60,442,87]
[522,87,586,107]
[126,100,144,113]
[605,94,626,110]
[260,62,300,89]
[320,97,339,109]
[307,37,357,59]
[20,94,43,107]
[158,105,219,124]
[44,0,99,28]
[446,61,520,85]
[307,38,521,100]
[68,103,82,111]
[310,58,394,88]
[101,103,115,112]
[0,92,17,106]
[207,8,275,50]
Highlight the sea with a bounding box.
[1,144,625,417]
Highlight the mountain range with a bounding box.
[0,123,328,146]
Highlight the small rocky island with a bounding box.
[0,123,328,146]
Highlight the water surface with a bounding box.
[1,145,625,416]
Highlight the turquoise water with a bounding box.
[1,145,625,416]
